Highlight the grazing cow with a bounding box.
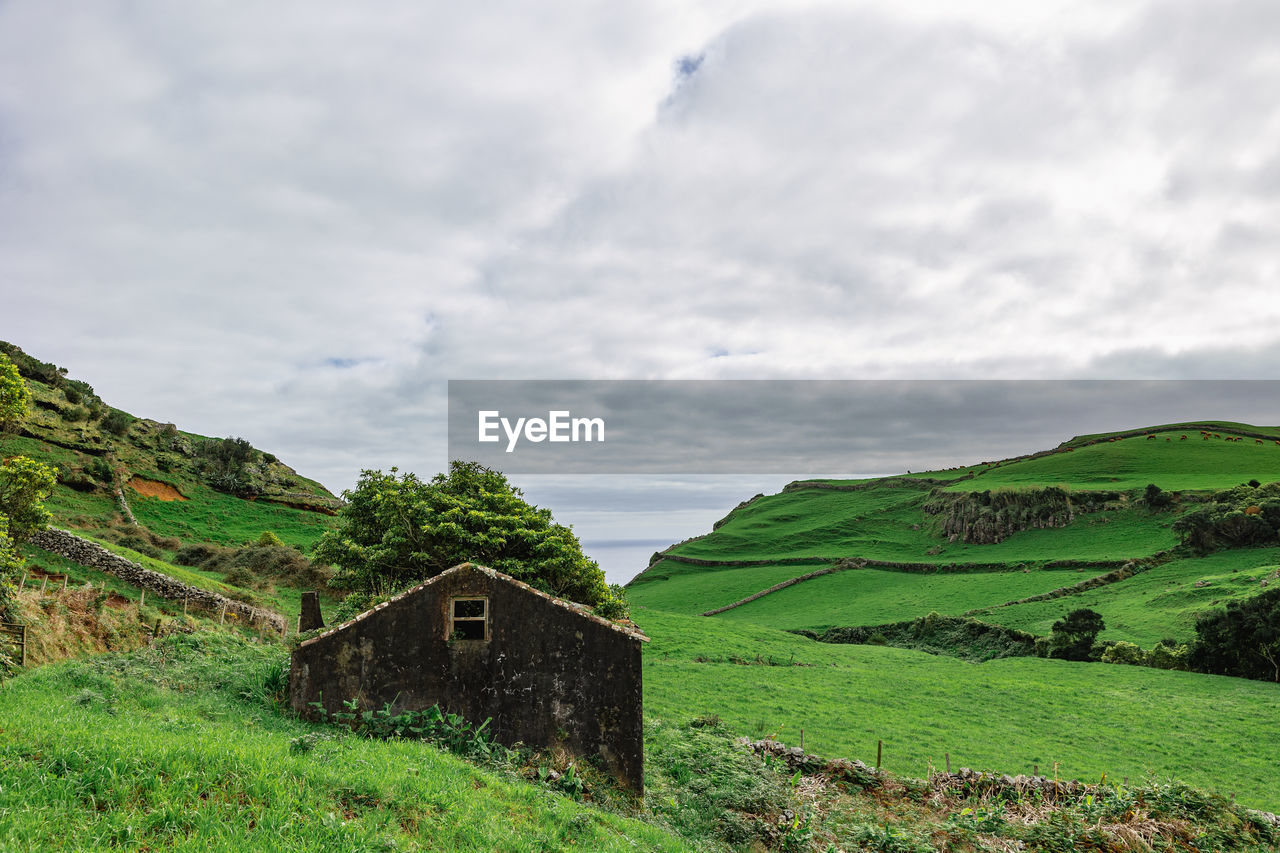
[1166,437,1172,442]
[1180,435,1188,440]
[1257,439,1264,444]
[1147,435,1156,440]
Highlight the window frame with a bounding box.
[449,595,489,642]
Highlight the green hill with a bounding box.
[1,341,342,622]
[629,421,1280,813]
[7,347,1280,849]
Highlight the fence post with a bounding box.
[61,576,68,592]
[139,590,145,608]
[876,740,882,769]
[39,577,47,595]
[945,752,950,773]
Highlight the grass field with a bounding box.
[628,563,809,614]
[947,429,1280,492]
[714,566,1109,630]
[638,608,1280,812]
[664,486,1174,566]
[0,634,692,853]
[974,547,1280,646]
[128,486,337,551]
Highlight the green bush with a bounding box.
[1101,641,1143,665]
[88,457,113,484]
[1173,482,1280,552]
[594,584,630,620]
[1146,641,1190,671]
[1047,608,1105,661]
[1189,587,1280,681]
[806,612,1039,662]
[255,531,284,548]
[99,408,133,437]
[1144,483,1174,510]
[173,542,222,567]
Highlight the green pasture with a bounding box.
[638,608,1280,813]
[0,635,691,853]
[628,562,808,615]
[948,430,1280,492]
[128,485,336,551]
[662,484,1173,566]
[715,565,1109,630]
[975,547,1280,646]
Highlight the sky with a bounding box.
[3,1,1280,582]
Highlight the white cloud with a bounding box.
[2,1,1279,575]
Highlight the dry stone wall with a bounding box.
[30,527,286,633]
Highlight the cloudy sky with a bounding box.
[3,1,1279,581]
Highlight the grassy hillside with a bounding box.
[0,341,340,551]
[947,426,1280,492]
[627,420,1280,825]
[973,547,1280,646]
[652,482,1175,566]
[640,608,1280,812]
[717,565,1109,629]
[0,634,692,852]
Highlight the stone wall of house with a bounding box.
[290,564,646,793]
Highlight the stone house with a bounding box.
[288,563,648,792]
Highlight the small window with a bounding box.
[450,597,488,641]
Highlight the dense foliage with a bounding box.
[0,456,56,544]
[1046,608,1105,661]
[1173,481,1280,552]
[800,612,1040,662]
[1188,587,1280,682]
[194,436,260,495]
[0,513,21,624]
[316,461,615,610]
[0,353,31,431]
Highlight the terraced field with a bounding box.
[628,422,1280,815]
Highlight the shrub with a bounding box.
[1146,641,1190,671]
[99,409,133,437]
[1174,482,1280,552]
[1101,641,1143,665]
[1047,608,1105,661]
[1188,587,1280,681]
[1144,483,1174,510]
[223,565,258,589]
[255,531,284,548]
[173,543,223,567]
[594,584,630,620]
[88,457,114,484]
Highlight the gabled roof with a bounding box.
[298,562,649,648]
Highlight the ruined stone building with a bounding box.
[288,563,647,792]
